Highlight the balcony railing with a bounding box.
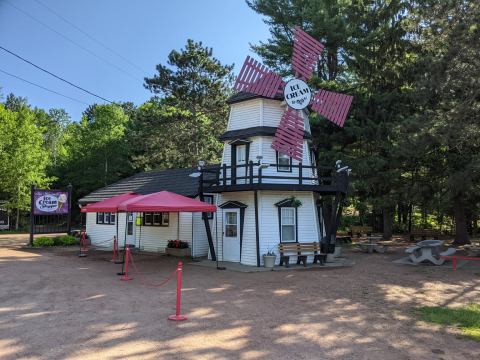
[199,161,345,192]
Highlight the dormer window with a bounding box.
[276,151,292,172]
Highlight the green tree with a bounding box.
[248,0,419,239]
[412,0,480,244]
[140,39,233,169]
[0,104,51,229]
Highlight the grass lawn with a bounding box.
[419,303,480,342]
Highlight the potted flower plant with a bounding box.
[165,240,190,257]
[263,250,277,268]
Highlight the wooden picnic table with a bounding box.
[358,236,389,253]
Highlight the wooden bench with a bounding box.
[440,255,480,270]
[349,226,373,238]
[410,229,441,241]
[278,242,326,267]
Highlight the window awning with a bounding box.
[80,192,139,213]
[81,191,216,213]
[118,191,216,213]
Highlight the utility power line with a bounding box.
[34,0,147,75]
[0,67,89,105]
[5,0,140,81]
[0,45,112,103]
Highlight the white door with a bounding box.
[126,212,136,246]
[223,209,240,262]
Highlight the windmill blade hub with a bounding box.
[283,78,312,110]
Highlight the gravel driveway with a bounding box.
[0,244,478,360]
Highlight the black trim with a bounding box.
[96,212,116,225]
[219,126,312,141]
[204,183,347,194]
[141,212,169,227]
[228,139,251,145]
[276,151,292,173]
[226,91,283,104]
[219,201,247,262]
[275,199,300,243]
[203,195,214,219]
[254,190,260,267]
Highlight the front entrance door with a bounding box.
[126,212,136,246]
[223,209,240,262]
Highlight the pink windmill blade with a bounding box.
[234,56,284,98]
[292,26,325,80]
[233,26,353,162]
[311,89,353,128]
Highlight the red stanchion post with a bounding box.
[78,231,87,257]
[120,247,132,281]
[168,261,187,321]
[111,236,117,263]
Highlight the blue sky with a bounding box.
[0,0,270,119]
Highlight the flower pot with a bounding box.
[165,247,191,257]
[263,255,276,268]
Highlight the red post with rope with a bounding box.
[78,231,88,257]
[120,247,132,281]
[110,236,117,263]
[168,261,187,321]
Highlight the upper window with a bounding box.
[142,212,169,226]
[281,207,296,242]
[277,152,292,172]
[96,212,115,225]
[236,145,246,165]
[203,195,214,219]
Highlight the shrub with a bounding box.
[167,240,189,249]
[33,237,54,247]
[53,235,78,246]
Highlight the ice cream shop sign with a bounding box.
[30,187,72,245]
[33,190,69,215]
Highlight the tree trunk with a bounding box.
[453,197,470,245]
[382,206,393,240]
[15,207,20,230]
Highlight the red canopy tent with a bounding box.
[80,192,139,213]
[117,191,216,213]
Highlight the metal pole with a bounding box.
[29,185,35,246]
[66,184,72,234]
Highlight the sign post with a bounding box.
[29,185,35,247]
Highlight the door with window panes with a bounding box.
[223,209,240,261]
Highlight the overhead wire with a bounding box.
[0,67,89,105]
[5,0,140,81]
[0,45,112,103]
[33,0,147,75]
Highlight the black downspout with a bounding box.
[254,190,260,267]
[199,171,217,261]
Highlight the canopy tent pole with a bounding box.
[177,212,180,240]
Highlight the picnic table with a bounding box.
[358,236,389,253]
[405,239,455,265]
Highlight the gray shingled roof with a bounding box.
[78,167,202,204]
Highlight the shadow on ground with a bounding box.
[0,243,479,360]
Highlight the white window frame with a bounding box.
[280,207,296,242]
[236,145,246,165]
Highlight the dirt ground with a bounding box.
[0,235,479,360]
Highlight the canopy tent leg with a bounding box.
[202,213,216,261]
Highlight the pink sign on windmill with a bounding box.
[234,26,353,161]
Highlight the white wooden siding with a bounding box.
[214,192,257,266]
[191,194,218,258]
[227,99,261,131]
[86,212,117,249]
[258,191,320,265]
[262,99,285,127]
